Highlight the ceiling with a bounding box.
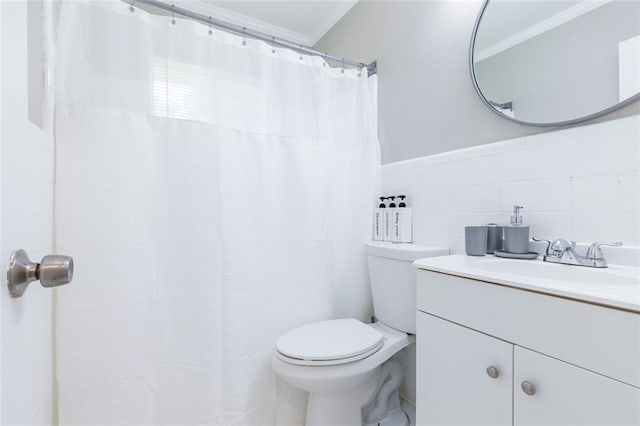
[173,0,358,46]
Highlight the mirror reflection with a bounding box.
[471,0,640,125]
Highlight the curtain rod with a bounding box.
[130,0,377,76]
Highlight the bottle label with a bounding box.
[375,212,379,235]
[385,213,389,236]
[384,210,391,241]
[394,211,400,239]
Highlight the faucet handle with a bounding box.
[586,241,623,260]
[532,237,552,254]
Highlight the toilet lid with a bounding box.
[276,319,384,365]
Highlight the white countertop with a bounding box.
[414,254,640,313]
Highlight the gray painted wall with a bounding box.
[314,0,640,164]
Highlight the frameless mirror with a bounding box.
[470,0,640,126]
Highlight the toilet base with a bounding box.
[305,369,380,426]
[362,359,409,426]
[368,406,410,426]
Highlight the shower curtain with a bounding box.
[53,1,379,424]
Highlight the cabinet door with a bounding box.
[514,346,640,425]
[416,312,513,425]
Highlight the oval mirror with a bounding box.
[470,0,640,126]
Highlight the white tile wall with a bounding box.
[381,115,640,260]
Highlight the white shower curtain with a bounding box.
[53,1,379,424]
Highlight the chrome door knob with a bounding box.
[521,381,536,396]
[7,249,74,297]
[486,366,499,379]
[39,255,74,288]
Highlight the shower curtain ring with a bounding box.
[242,27,247,46]
[271,36,276,54]
[170,4,176,25]
[341,58,345,74]
[299,44,303,61]
[129,0,135,13]
[208,16,213,35]
[323,52,327,67]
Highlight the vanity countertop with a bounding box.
[414,254,640,313]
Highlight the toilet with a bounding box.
[272,241,449,426]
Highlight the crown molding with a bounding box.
[475,0,614,62]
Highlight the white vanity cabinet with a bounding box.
[513,346,640,425]
[416,312,513,425]
[416,268,640,426]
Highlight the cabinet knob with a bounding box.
[486,366,499,379]
[521,381,536,396]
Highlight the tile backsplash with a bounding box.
[381,115,640,257]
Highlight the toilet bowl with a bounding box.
[272,242,449,426]
[272,320,414,425]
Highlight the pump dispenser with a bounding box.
[390,195,412,243]
[504,205,530,254]
[388,196,396,208]
[373,197,386,241]
[383,197,395,241]
[511,205,523,227]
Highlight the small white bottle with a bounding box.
[391,195,412,243]
[383,196,396,241]
[373,197,386,241]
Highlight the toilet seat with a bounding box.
[276,319,384,366]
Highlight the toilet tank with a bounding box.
[366,242,449,334]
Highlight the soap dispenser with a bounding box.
[503,205,530,254]
[391,195,412,243]
[383,196,396,241]
[373,197,386,241]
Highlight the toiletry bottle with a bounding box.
[392,195,412,243]
[373,197,386,241]
[383,196,396,241]
[503,205,530,254]
[486,223,503,254]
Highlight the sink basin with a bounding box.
[474,257,640,286]
[413,254,640,312]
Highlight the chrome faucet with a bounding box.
[533,238,622,268]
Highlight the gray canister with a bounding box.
[503,226,530,254]
[486,224,503,254]
[465,226,488,256]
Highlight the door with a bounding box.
[1,1,56,424]
[417,312,513,425]
[514,346,640,425]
